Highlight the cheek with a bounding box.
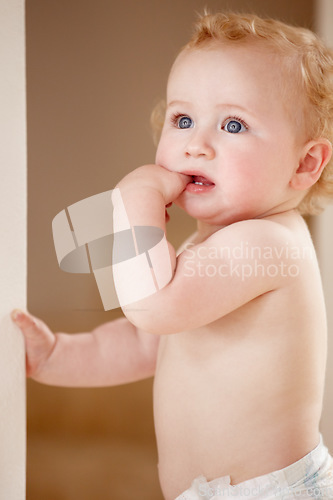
[155,137,175,167]
[155,141,162,163]
[155,138,167,164]
[224,147,259,182]
[224,149,269,193]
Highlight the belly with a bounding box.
[153,328,324,500]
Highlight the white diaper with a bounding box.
[175,435,333,499]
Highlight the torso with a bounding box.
[153,214,327,500]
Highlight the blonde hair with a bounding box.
[151,12,333,215]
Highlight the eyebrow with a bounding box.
[167,100,191,107]
[167,100,251,114]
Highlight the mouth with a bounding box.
[190,175,215,186]
[182,170,215,186]
[183,172,215,194]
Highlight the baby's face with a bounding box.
[156,43,305,226]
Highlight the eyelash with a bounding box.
[170,112,187,127]
[169,112,249,131]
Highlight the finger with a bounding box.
[180,173,192,183]
[11,309,39,336]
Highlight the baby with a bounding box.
[12,12,333,500]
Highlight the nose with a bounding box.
[185,131,215,160]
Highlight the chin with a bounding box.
[175,194,251,226]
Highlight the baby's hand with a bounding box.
[11,309,56,378]
[117,164,191,205]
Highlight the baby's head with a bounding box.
[152,12,333,217]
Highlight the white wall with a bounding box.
[315,0,333,452]
[0,0,26,497]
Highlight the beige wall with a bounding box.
[27,1,320,498]
[0,0,26,497]
[314,0,333,451]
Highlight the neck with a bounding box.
[196,220,226,241]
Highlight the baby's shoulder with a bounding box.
[202,216,315,269]
[209,217,299,249]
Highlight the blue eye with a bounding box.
[223,119,246,134]
[178,116,193,129]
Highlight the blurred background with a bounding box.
[26,0,333,498]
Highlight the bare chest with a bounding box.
[153,292,326,499]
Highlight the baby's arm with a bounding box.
[11,310,159,387]
[114,165,297,335]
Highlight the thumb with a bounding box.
[11,309,43,339]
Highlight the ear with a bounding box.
[289,138,332,191]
